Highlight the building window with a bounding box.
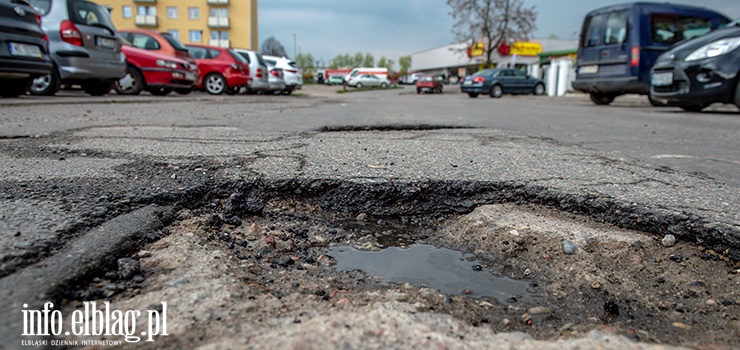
[122,5,132,18]
[138,6,156,16]
[188,7,199,20]
[166,6,178,19]
[167,29,179,40]
[189,30,202,43]
[209,8,228,18]
[210,30,229,40]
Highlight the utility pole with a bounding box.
[292,33,297,59]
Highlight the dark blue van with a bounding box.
[572,2,730,105]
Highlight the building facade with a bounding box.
[101,0,258,50]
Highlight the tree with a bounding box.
[295,53,315,70]
[447,0,537,68]
[352,52,364,67]
[398,56,412,74]
[362,53,375,67]
[377,57,395,73]
[260,36,288,57]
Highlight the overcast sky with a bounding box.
[259,0,739,65]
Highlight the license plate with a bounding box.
[96,37,116,48]
[579,65,598,74]
[185,72,195,81]
[651,72,673,86]
[463,80,472,85]
[8,42,42,58]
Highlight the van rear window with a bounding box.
[604,11,628,45]
[582,13,606,47]
[651,15,712,44]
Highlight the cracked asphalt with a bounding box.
[0,85,737,348]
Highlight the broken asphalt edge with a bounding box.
[0,204,174,348]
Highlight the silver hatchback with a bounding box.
[29,0,125,96]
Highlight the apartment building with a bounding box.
[101,0,258,50]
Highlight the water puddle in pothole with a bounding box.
[328,243,535,303]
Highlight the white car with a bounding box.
[266,64,286,94]
[233,48,269,94]
[347,74,389,88]
[262,55,302,94]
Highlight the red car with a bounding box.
[185,44,250,95]
[113,42,198,96]
[416,75,444,94]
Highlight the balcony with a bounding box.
[207,0,229,4]
[209,39,230,48]
[207,16,229,28]
[134,15,158,27]
[133,0,156,3]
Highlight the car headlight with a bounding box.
[156,59,178,69]
[685,37,740,61]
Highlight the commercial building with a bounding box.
[101,0,258,50]
[410,38,577,94]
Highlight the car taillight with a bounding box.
[60,20,83,46]
[270,69,279,77]
[35,13,42,25]
[285,69,297,74]
[473,76,485,83]
[630,46,640,67]
[256,68,263,78]
[230,63,240,71]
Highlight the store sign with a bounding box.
[509,42,542,56]
[467,42,485,57]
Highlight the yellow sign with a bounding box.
[510,42,543,56]
[469,42,485,57]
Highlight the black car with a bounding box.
[0,0,52,97]
[460,68,545,98]
[650,19,740,112]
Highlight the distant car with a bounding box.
[28,0,126,96]
[185,43,250,95]
[233,48,269,94]
[113,39,198,96]
[460,68,545,98]
[326,75,344,85]
[347,74,389,88]
[650,19,740,112]
[266,64,286,94]
[416,75,443,94]
[0,0,53,97]
[262,55,302,94]
[118,29,199,94]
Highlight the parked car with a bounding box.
[28,0,126,96]
[650,19,740,112]
[460,68,545,98]
[113,39,198,96]
[326,75,344,85]
[572,2,731,105]
[185,43,250,95]
[0,0,53,97]
[118,29,198,94]
[233,48,269,94]
[416,75,443,94]
[266,64,286,94]
[347,74,389,88]
[262,55,302,94]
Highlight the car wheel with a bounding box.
[113,66,144,95]
[29,69,60,96]
[205,73,226,95]
[356,83,363,88]
[175,87,193,95]
[380,82,388,88]
[490,85,503,98]
[468,92,479,98]
[679,105,707,112]
[149,87,173,96]
[589,93,616,105]
[734,78,740,109]
[533,83,545,96]
[83,80,112,96]
[0,78,32,97]
[417,89,421,94]
[437,86,443,94]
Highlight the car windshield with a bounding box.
[473,69,496,77]
[69,0,116,30]
[160,33,188,51]
[229,50,248,64]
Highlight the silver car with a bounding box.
[266,64,285,94]
[233,48,270,94]
[262,55,302,95]
[29,0,125,96]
